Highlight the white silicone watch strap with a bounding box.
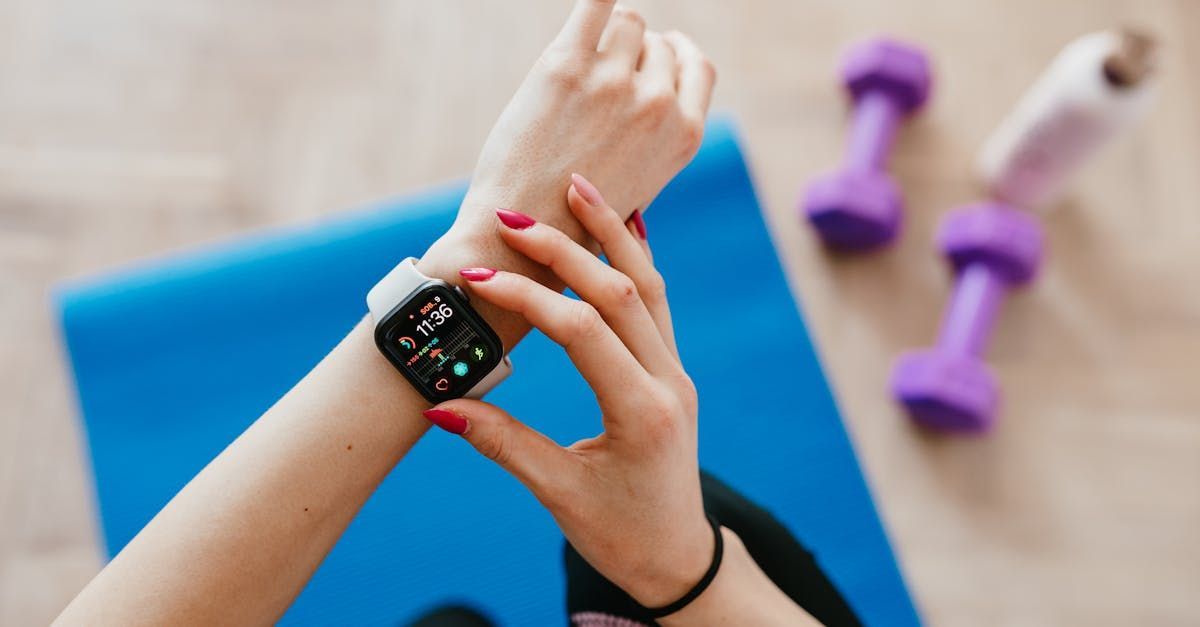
[367,257,512,399]
[366,257,426,322]
[465,354,512,399]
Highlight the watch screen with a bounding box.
[376,283,504,402]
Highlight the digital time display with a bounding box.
[375,283,504,402]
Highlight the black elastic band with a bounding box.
[643,514,725,619]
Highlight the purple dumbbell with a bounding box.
[802,38,933,249]
[891,202,1044,432]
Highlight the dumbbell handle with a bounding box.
[845,90,902,172]
[936,263,1007,357]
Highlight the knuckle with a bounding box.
[663,30,691,53]
[674,374,699,413]
[591,71,633,99]
[641,391,684,440]
[649,387,683,417]
[475,429,511,467]
[514,281,539,318]
[679,118,705,154]
[545,225,573,253]
[613,6,646,28]
[640,88,677,120]
[649,416,681,443]
[637,270,668,303]
[550,66,585,92]
[569,301,606,341]
[603,273,640,308]
[544,229,577,271]
[540,49,586,91]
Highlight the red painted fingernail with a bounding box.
[570,173,605,207]
[459,267,496,282]
[496,208,536,230]
[423,408,470,435]
[629,210,647,240]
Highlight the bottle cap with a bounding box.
[1103,28,1157,88]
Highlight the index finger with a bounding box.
[567,176,680,358]
[553,0,618,51]
[460,269,653,415]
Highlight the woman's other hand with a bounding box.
[418,1,714,348]
[456,1,716,233]
[426,175,709,608]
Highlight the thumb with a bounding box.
[423,399,575,494]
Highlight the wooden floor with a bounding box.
[2,0,1197,624]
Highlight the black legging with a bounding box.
[409,471,860,627]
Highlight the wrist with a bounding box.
[414,220,547,351]
[415,227,489,285]
[657,529,819,626]
[654,527,736,625]
[621,516,717,609]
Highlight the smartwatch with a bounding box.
[367,258,512,402]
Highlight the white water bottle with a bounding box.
[977,28,1156,210]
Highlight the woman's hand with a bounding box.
[424,174,711,608]
[446,0,716,238]
[418,0,714,351]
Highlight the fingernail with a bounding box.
[629,210,647,240]
[570,173,605,207]
[496,208,536,230]
[459,267,496,282]
[423,408,470,435]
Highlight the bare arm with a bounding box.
[55,2,714,624]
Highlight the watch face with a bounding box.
[375,283,504,402]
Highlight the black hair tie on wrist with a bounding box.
[643,514,725,619]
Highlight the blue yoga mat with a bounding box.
[57,117,919,626]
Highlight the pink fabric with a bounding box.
[570,611,648,627]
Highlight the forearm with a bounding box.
[57,318,424,625]
[55,218,593,625]
[659,529,821,627]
